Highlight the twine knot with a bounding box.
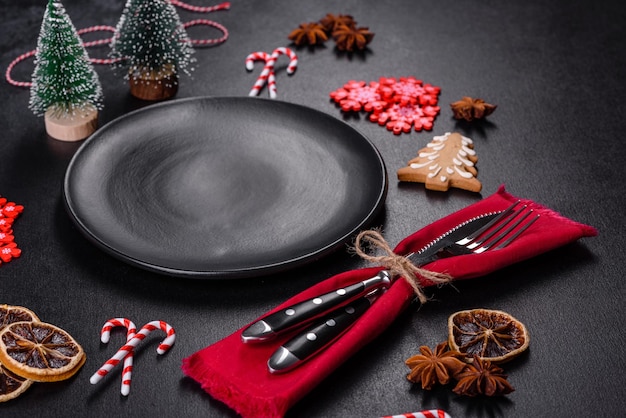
[353,229,452,304]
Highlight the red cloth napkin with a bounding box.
[182,186,597,417]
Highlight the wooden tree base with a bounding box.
[129,66,179,101]
[44,106,98,142]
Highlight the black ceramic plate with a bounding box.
[64,97,387,278]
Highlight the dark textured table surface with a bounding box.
[1,0,624,417]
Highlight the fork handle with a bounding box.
[241,270,391,343]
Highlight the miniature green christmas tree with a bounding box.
[110,0,195,100]
[29,0,102,141]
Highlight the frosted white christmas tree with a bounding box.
[110,0,195,100]
[29,0,103,141]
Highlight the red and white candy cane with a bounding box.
[270,47,298,75]
[381,410,452,418]
[90,320,176,386]
[246,47,297,99]
[246,51,277,98]
[100,318,136,396]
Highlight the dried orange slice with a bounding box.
[0,321,85,382]
[0,363,32,402]
[448,308,529,363]
[0,305,40,330]
[0,305,39,401]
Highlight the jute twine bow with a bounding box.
[353,230,453,304]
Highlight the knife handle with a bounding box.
[241,270,391,343]
[267,292,379,373]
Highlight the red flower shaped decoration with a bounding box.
[0,217,14,232]
[0,232,15,244]
[1,202,24,218]
[329,76,441,135]
[0,196,23,266]
[0,243,21,264]
[329,80,388,113]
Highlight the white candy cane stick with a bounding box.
[381,410,452,418]
[100,318,136,396]
[246,51,278,98]
[90,320,176,385]
[270,47,298,75]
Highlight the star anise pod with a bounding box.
[319,13,356,33]
[288,22,329,46]
[405,342,467,390]
[332,24,374,52]
[452,355,515,397]
[450,96,497,121]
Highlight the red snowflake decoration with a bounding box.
[370,103,439,134]
[329,76,441,135]
[329,80,388,113]
[0,196,23,266]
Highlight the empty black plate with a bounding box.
[64,97,387,278]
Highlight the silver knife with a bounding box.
[241,207,511,344]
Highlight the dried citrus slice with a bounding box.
[0,305,40,330]
[0,304,39,401]
[448,308,529,363]
[0,362,32,402]
[0,321,85,382]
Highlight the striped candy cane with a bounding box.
[90,320,176,385]
[246,52,277,98]
[245,51,270,71]
[246,47,297,99]
[100,318,136,396]
[381,410,452,418]
[271,47,298,75]
[247,51,277,98]
[265,47,297,98]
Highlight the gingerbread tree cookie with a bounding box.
[397,132,481,192]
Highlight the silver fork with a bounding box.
[425,201,540,258]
